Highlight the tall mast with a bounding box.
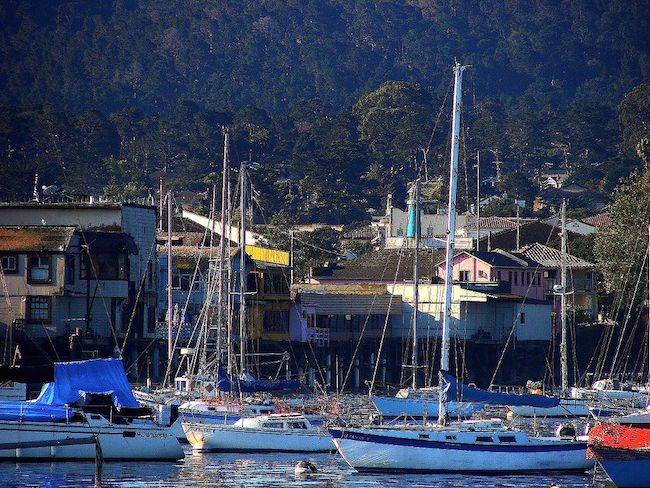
[647,225,649,384]
[216,131,229,366]
[166,190,173,385]
[439,62,468,423]
[239,160,247,376]
[560,199,569,396]
[409,180,421,389]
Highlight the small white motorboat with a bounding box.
[184,413,333,452]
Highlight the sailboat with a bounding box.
[371,181,481,422]
[508,201,590,418]
[586,227,650,487]
[330,63,594,474]
[0,359,184,461]
[182,145,323,451]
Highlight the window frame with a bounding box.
[65,254,76,285]
[26,296,52,323]
[0,254,18,274]
[27,255,52,284]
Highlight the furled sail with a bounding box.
[217,364,300,392]
[441,370,560,408]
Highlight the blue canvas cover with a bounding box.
[217,364,300,392]
[35,358,138,408]
[0,402,72,422]
[441,371,560,408]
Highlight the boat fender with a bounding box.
[295,460,318,475]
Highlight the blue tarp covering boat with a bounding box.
[0,359,137,423]
[0,402,72,422]
[441,371,560,408]
[218,364,300,392]
[35,358,138,408]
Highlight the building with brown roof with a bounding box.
[0,201,160,380]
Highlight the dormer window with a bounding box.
[27,255,52,284]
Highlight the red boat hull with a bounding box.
[588,418,650,487]
[589,421,650,451]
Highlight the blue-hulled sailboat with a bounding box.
[330,63,593,474]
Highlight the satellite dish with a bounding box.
[42,185,59,196]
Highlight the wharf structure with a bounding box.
[0,201,162,381]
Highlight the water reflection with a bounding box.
[0,446,610,487]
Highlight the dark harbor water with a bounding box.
[0,446,613,488]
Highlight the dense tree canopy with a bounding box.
[0,1,648,223]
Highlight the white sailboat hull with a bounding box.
[0,417,184,460]
[184,422,333,452]
[331,427,593,473]
[372,395,480,420]
[508,398,590,417]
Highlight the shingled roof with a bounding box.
[519,243,594,269]
[581,213,610,228]
[312,248,445,282]
[453,250,540,268]
[0,226,75,253]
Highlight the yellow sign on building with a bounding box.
[246,245,289,266]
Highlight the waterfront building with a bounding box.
[0,201,160,380]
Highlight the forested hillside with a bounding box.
[0,1,648,223]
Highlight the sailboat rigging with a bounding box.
[330,62,594,474]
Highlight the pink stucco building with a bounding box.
[437,249,546,301]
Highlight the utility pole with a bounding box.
[475,151,480,251]
[158,177,164,232]
[516,202,520,250]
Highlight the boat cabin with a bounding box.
[235,414,314,431]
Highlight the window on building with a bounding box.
[81,253,128,280]
[513,271,518,285]
[263,310,289,332]
[459,270,470,282]
[65,255,75,285]
[526,272,531,285]
[508,271,512,282]
[27,255,52,284]
[147,305,156,333]
[496,270,501,281]
[171,273,192,291]
[26,296,51,323]
[537,273,541,285]
[0,255,18,274]
[519,312,526,324]
[479,270,487,279]
[146,261,153,288]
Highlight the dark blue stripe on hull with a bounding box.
[354,467,591,475]
[330,429,587,453]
